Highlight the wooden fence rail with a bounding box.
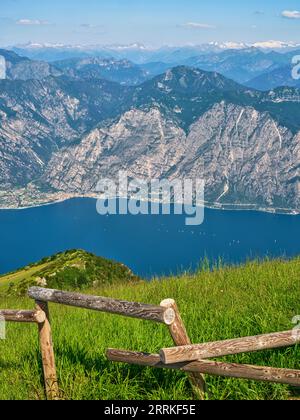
[160,330,300,364]
[107,349,300,387]
[28,287,176,325]
[0,309,45,323]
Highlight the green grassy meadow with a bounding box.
[0,256,299,400]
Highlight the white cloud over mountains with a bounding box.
[181,22,216,30]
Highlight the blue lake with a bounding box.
[0,198,299,278]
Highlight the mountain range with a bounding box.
[183,48,294,84]
[5,44,300,89]
[0,49,299,213]
[10,41,300,62]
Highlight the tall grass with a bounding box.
[0,258,299,400]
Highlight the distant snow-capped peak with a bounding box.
[208,41,248,49]
[208,40,300,50]
[9,40,300,53]
[252,40,300,49]
[107,43,149,50]
[12,42,150,51]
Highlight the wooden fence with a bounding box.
[1,286,300,400]
[27,287,206,400]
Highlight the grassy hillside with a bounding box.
[0,255,299,400]
[0,250,141,296]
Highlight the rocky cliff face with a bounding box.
[42,103,300,212]
[173,102,300,210]
[0,77,130,188]
[0,64,299,213]
[42,108,187,192]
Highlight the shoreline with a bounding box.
[0,194,298,216]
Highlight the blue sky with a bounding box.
[0,0,300,47]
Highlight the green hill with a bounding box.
[0,250,141,296]
[0,254,299,400]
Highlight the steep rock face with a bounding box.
[42,104,299,211]
[0,79,85,187]
[43,109,187,192]
[0,77,130,187]
[174,102,300,210]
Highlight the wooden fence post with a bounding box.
[35,300,59,400]
[160,299,206,399]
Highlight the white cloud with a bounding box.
[16,19,50,26]
[80,24,97,28]
[80,23,104,30]
[181,22,216,30]
[281,10,300,19]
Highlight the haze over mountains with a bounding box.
[10,41,300,61]
[0,46,299,213]
[246,65,300,90]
